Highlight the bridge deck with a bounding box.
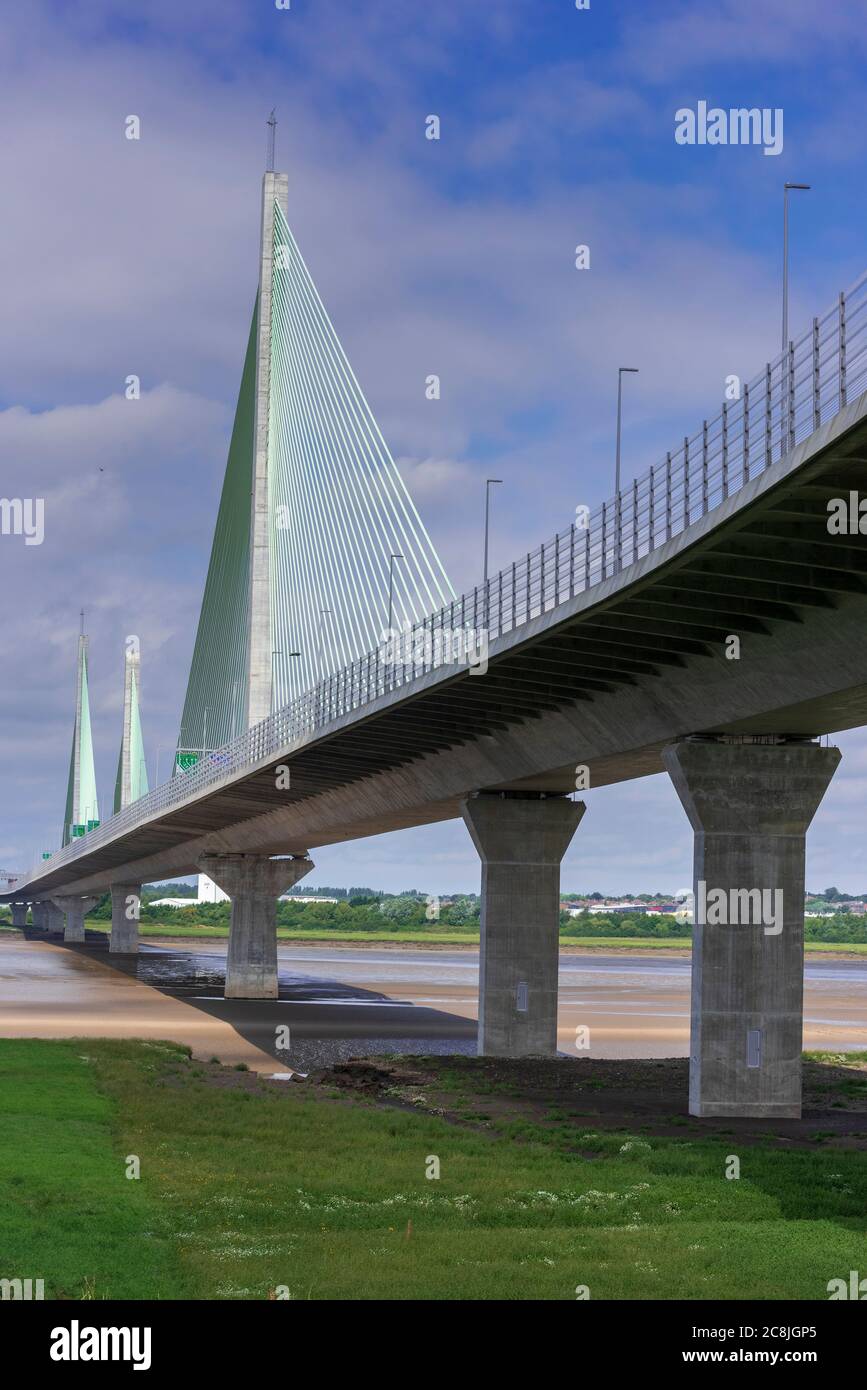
[9,387,867,901]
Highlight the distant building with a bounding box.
[198,873,228,904]
[149,874,227,907]
[279,894,340,904]
[148,881,339,909]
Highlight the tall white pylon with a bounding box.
[177,169,454,761]
[114,637,149,812]
[62,628,99,844]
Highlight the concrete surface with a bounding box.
[197,852,313,998]
[462,793,584,1055]
[110,882,141,954]
[51,894,98,944]
[665,739,840,1117]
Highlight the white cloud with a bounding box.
[620,0,867,82]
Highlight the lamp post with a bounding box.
[316,612,332,724]
[276,650,301,710]
[483,479,502,584]
[483,479,502,627]
[387,554,404,634]
[271,650,281,718]
[615,367,639,573]
[782,182,810,452]
[783,182,810,354]
[316,610,332,681]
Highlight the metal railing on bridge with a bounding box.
[29,269,867,884]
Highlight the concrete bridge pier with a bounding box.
[663,738,840,1119]
[52,895,98,943]
[110,882,142,954]
[30,902,47,930]
[198,853,314,998]
[11,903,28,928]
[461,793,584,1057]
[41,901,64,934]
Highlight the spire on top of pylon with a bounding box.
[62,629,99,844]
[266,110,277,172]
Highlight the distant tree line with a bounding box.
[561,911,692,938]
[82,890,481,931]
[27,895,867,943]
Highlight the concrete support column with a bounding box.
[37,902,64,934]
[11,903,27,928]
[663,738,840,1118]
[30,902,47,930]
[110,883,142,954]
[198,853,313,998]
[52,896,98,944]
[461,793,584,1057]
[47,903,65,933]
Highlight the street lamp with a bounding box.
[615,367,639,572]
[277,650,301,708]
[483,479,502,584]
[317,610,332,683]
[387,554,404,633]
[782,182,810,453]
[271,650,281,714]
[483,479,502,628]
[782,182,810,354]
[155,743,169,786]
[315,612,333,724]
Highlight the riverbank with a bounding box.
[6,919,867,957]
[67,922,867,958]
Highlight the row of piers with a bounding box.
[13,737,839,1117]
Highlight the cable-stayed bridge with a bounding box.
[5,169,867,1119]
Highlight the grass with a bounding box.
[52,922,867,953]
[77,921,483,945]
[3,917,867,953]
[802,941,867,954]
[0,1039,191,1298]
[2,1038,867,1300]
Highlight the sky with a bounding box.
[2,0,867,895]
